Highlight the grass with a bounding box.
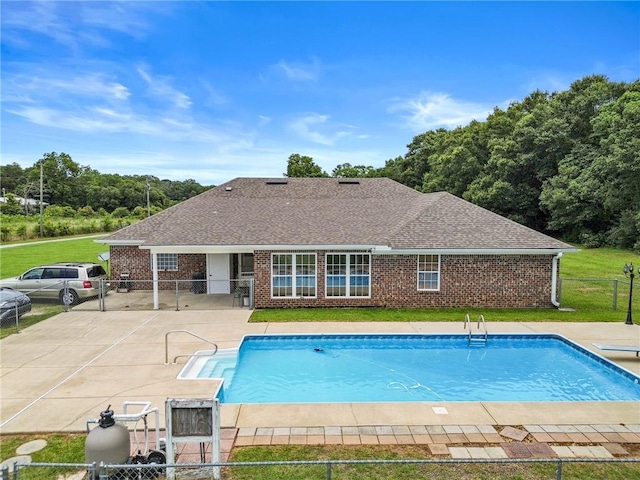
[227,445,640,480]
[1,439,638,480]
[0,304,63,340]
[0,235,111,279]
[0,433,86,480]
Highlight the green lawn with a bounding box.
[229,445,640,480]
[1,436,638,480]
[0,235,111,279]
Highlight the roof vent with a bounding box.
[266,179,288,185]
[225,187,233,191]
[338,179,360,185]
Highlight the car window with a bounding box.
[87,266,106,277]
[63,268,79,279]
[42,268,62,279]
[22,268,44,280]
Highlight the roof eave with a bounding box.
[96,239,146,246]
[374,247,580,255]
[141,244,388,254]
[136,245,579,255]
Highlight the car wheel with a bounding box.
[60,289,79,305]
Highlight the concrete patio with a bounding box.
[1,309,638,435]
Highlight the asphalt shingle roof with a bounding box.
[102,177,573,251]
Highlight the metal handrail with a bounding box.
[465,314,488,344]
[477,314,488,342]
[165,330,218,365]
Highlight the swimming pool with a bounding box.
[180,334,640,404]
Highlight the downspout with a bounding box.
[551,252,563,308]
[152,253,159,310]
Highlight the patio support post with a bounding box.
[152,253,159,310]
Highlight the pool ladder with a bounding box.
[464,314,488,345]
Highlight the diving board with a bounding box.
[592,343,640,357]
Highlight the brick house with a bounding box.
[99,177,576,309]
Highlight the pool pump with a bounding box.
[85,402,166,479]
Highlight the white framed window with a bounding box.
[326,253,371,297]
[271,253,316,298]
[417,254,440,291]
[156,253,178,271]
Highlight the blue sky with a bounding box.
[2,1,639,186]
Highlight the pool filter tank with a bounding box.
[85,405,131,466]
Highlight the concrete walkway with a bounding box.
[1,310,639,437]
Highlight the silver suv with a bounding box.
[0,263,108,305]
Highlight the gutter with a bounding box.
[551,252,563,307]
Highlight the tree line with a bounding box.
[286,75,640,252]
[0,152,211,216]
[2,75,637,251]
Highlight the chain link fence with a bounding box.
[5,457,640,480]
[558,278,632,310]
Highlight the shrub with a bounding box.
[44,205,76,218]
[57,222,72,236]
[111,207,130,218]
[42,220,58,237]
[0,225,11,242]
[101,216,114,232]
[15,223,27,240]
[77,206,96,217]
[132,206,147,219]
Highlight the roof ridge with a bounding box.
[386,191,447,243]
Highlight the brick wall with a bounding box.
[255,251,555,309]
[110,246,556,306]
[110,245,206,290]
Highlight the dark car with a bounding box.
[0,287,32,326]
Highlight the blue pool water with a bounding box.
[192,334,640,404]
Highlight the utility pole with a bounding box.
[39,160,44,237]
[146,177,151,217]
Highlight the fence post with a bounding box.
[63,280,70,312]
[13,303,20,334]
[99,279,105,312]
[0,464,8,480]
[613,279,618,310]
[556,459,563,480]
[175,280,180,311]
[99,461,108,479]
[326,461,332,480]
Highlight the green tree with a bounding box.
[284,154,329,178]
[27,152,89,208]
[0,162,27,194]
[331,163,376,178]
[421,122,488,197]
[0,193,23,215]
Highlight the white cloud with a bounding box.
[137,66,192,109]
[258,115,272,127]
[1,70,131,105]
[1,1,169,51]
[388,91,493,131]
[271,58,321,81]
[288,113,353,146]
[6,96,252,144]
